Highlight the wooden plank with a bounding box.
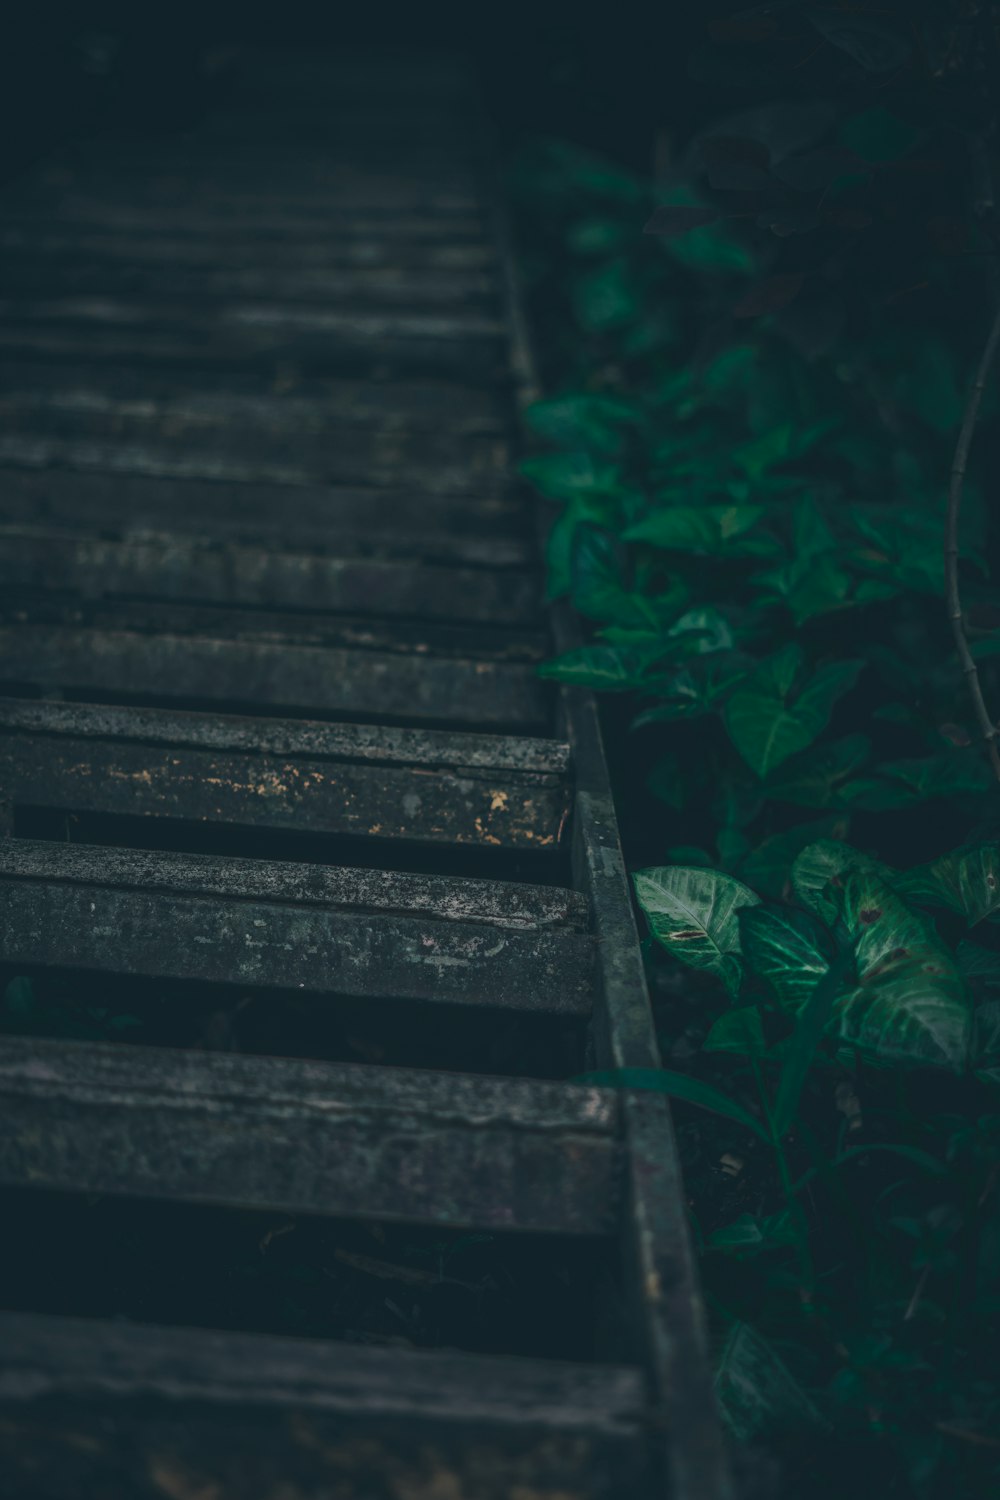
[0,256,500,307]
[0,597,547,665]
[0,1313,650,1500]
[0,1037,620,1233]
[0,296,507,381]
[0,227,497,270]
[0,840,589,930]
[0,698,570,773]
[0,700,570,850]
[11,182,484,215]
[0,411,512,494]
[0,624,548,727]
[0,374,510,435]
[0,470,530,566]
[0,865,594,1014]
[0,209,490,240]
[0,529,540,626]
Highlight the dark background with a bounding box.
[0,3,710,183]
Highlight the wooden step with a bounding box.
[0,470,529,565]
[0,621,548,727]
[0,377,510,435]
[0,528,540,625]
[0,1037,619,1233]
[0,699,570,850]
[0,840,593,1012]
[0,226,498,270]
[0,256,500,307]
[0,1313,650,1500]
[0,421,511,495]
[0,300,507,380]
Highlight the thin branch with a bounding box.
[945,297,1000,782]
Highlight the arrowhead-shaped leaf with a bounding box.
[791,838,894,925]
[739,902,834,1014]
[724,649,862,778]
[897,843,1000,927]
[835,872,972,1071]
[633,865,760,995]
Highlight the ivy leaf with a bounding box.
[566,217,631,255]
[633,865,760,996]
[571,526,650,627]
[538,644,647,690]
[739,817,843,900]
[766,734,871,809]
[704,1005,768,1057]
[572,259,640,331]
[791,839,894,926]
[724,647,862,778]
[836,873,972,1071]
[625,504,768,554]
[524,394,639,455]
[708,1211,797,1254]
[519,451,622,503]
[958,941,1000,984]
[842,753,994,810]
[896,844,1000,926]
[650,182,754,272]
[715,1322,827,1441]
[974,1001,1000,1068]
[739,903,834,1014]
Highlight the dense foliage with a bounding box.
[514,3,1000,1494]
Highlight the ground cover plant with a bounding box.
[514,3,1000,1494]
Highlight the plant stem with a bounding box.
[945,298,1000,782]
[751,1057,814,1299]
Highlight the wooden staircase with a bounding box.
[0,47,728,1500]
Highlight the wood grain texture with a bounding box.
[0,1312,650,1499]
[0,1037,621,1233]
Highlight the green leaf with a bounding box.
[958,941,1000,984]
[646,754,684,810]
[668,606,734,655]
[739,903,834,1014]
[519,451,622,503]
[704,1005,768,1057]
[791,838,893,925]
[766,734,871,809]
[524,394,639,455]
[652,182,754,273]
[633,865,760,996]
[715,1322,826,1441]
[836,873,972,1070]
[724,649,862,778]
[843,753,994,810]
[897,844,1000,926]
[566,217,631,255]
[571,526,650,626]
[974,1000,1000,1066]
[578,1067,768,1140]
[738,817,843,900]
[772,949,855,1136]
[708,1210,797,1254]
[833,1142,947,1177]
[538,644,645,690]
[572,259,640,331]
[839,107,922,163]
[625,504,768,554]
[544,496,613,598]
